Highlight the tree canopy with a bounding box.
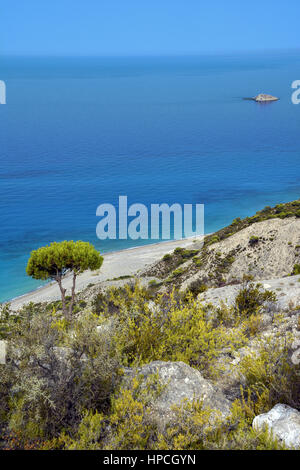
[26,241,103,317]
[26,241,103,280]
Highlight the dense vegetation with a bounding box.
[0,278,299,450]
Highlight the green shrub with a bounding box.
[187,279,208,297]
[292,264,300,275]
[111,275,133,281]
[0,309,121,441]
[172,268,184,277]
[148,280,162,289]
[239,335,300,409]
[193,257,203,267]
[234,276,276,317]
[207,235,219,246]
[43,374,161,450]
[249,236,260,246]
[181,249,199,259]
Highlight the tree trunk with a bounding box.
[56,276,67,318]
[68,272,77,319]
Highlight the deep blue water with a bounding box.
[1,51,300,302]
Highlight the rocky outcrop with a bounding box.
[198,274,300,312]
[180,218,300,291]
[254,93,279,102]
[124,361,231,429]
[253,404,300,448]
[291,338,300,365]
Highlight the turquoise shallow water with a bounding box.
[0,51,300,302]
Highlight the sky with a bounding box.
[1,0,300,56]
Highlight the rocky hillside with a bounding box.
[140,202,300,295]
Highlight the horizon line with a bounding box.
[2,47,300,59]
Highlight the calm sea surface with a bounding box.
[1,52,300,301]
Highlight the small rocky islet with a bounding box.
[244,93,279,102]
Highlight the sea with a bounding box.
[0,50,300,302]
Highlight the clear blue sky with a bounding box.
[2,0,300,56]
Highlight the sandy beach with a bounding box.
[8,235,204,310]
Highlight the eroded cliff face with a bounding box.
[140,217,300,291]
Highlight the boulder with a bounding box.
[253,404,300,448]
[291,338,300,365]
[124,361,231,428]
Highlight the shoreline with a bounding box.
[8,234,206,310]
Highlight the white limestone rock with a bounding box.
[124,361,231,429]
[253,404,300,448]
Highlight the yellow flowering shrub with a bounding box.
[111,287,247,376]
[50,384,286,451]
[238,334,300,409]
